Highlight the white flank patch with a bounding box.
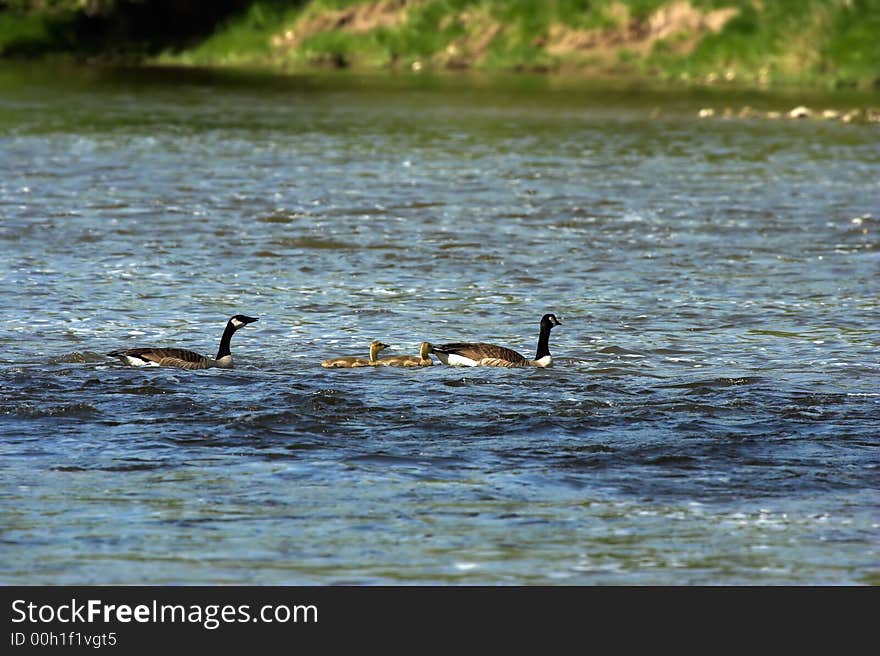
[444,353,479,367]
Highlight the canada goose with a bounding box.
[107,314,259,370]
[376,341,434,367]
[428,313,562,367]
[321,340,388,368]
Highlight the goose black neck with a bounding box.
[216,321,237,359]
[534,321,552,360]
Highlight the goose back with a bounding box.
[108,347,216,370]
[428,314,561,368]
[431,342,528,367]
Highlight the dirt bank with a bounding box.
[270,0,740,72]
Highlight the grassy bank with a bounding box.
[2,0,880,89]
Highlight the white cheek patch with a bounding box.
[231,318,244,328]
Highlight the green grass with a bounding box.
[824,0,880,83]
[374,0,468,60]
[3,0,880,88]
[642,0,880,87]
[159,2,304,66]
[0,9,75,56]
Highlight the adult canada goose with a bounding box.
[107,314,259,370]
[376,341,434,367]
[428,313,562,368]
[321,340,388,368]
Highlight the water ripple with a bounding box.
[0,66,877,585]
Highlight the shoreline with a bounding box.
[3,1,880,95]
[4,57,878,129]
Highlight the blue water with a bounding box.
[1,66,878,584]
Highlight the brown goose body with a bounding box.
[429,314,561,368]
[376,341,434,367]
[431,343,529,367]
[321,340,388,368]
[107,315,258,370]
[107,347,219,370]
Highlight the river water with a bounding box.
[1,65,877,584]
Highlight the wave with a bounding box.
[47,351,108,364]
[1,401,100,419]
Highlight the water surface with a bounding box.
[1,65,878,584]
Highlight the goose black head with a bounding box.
[541,313,562,328]
[230,315,259,329]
